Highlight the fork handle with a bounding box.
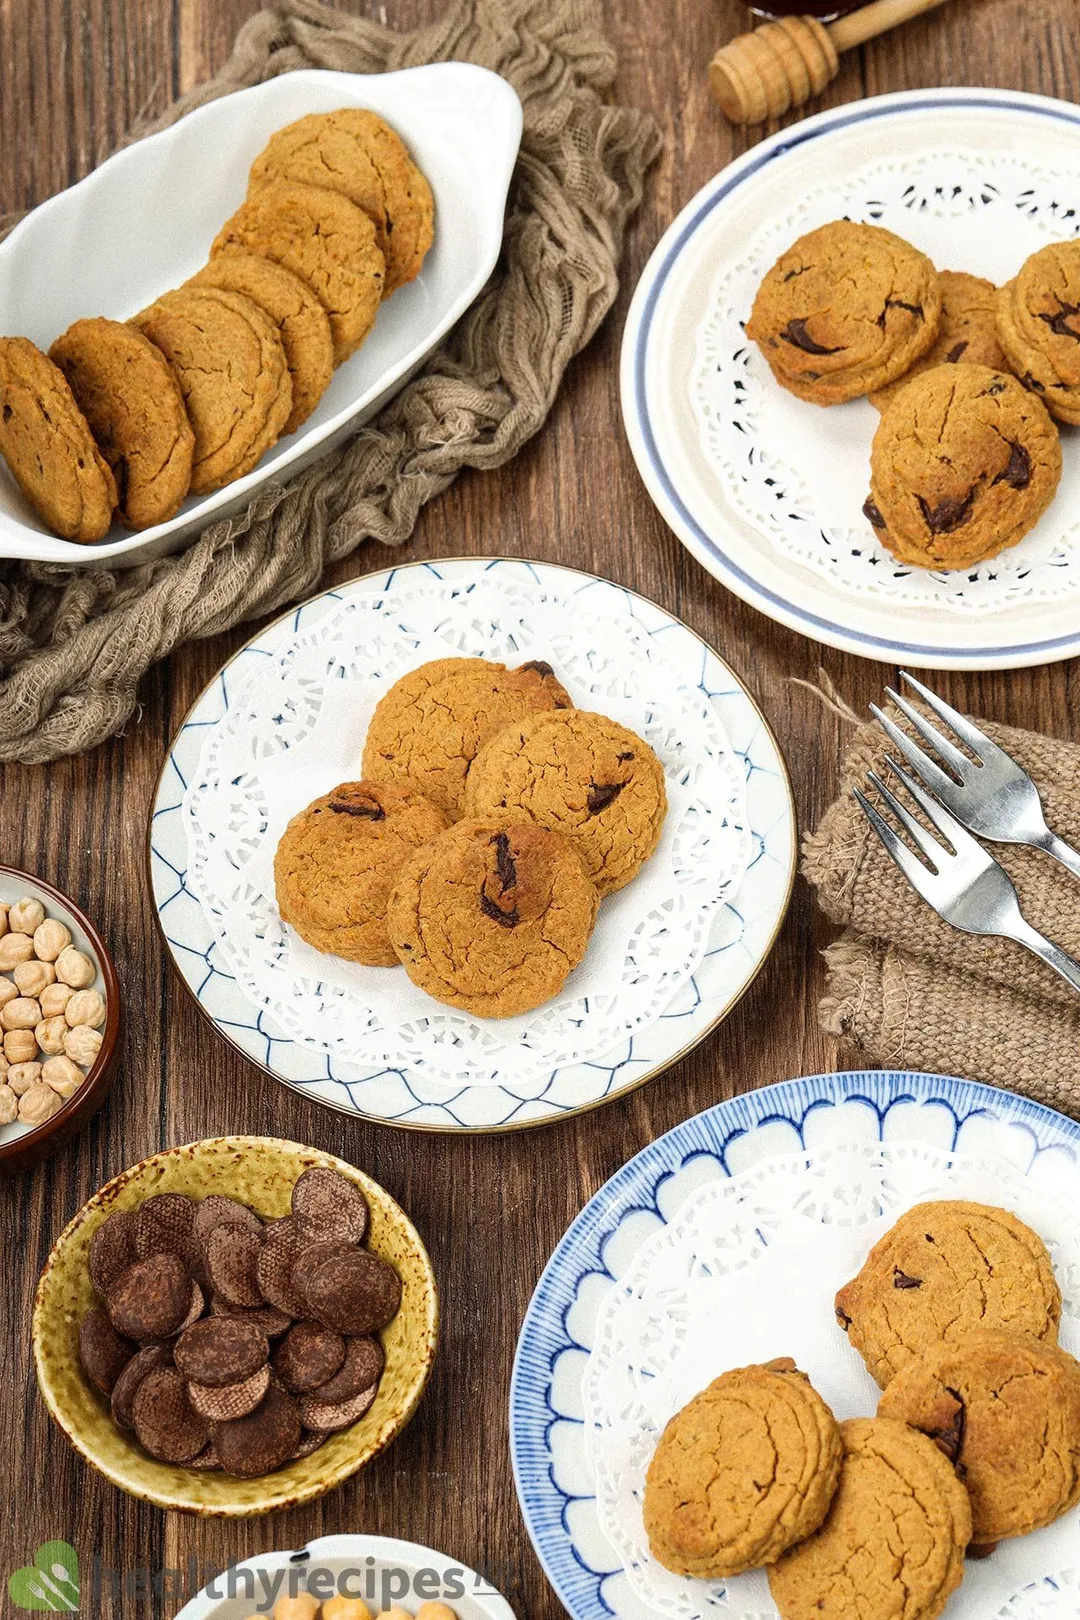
[1008,915,1080,996]
[1033,829,1080,882]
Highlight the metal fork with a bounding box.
[870,670,1080,880]
[853,757,1080,996]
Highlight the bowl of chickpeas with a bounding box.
[170,1535,517,1620]
[0,866,121,1172]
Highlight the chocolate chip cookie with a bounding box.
[274,780,451,966]
[865,363,1061,569]
[643,1358,842,1578]
[768,1417,971,1620]
[0,336,117,541]
[212,180,385,364]
[132,285,292,493]
[249,108,435,296]
[363,657,573,819]
[746,221,942,405]
[997,240,1080,424]
[464,709,667,895]
[870,271,1011,412]
[386,819,598,1017]
[835,1199,1061,1387]
[878,1328,1080,1544]
[187,253,334,433]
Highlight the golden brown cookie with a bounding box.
[464,708,667,896]
[0,335,116,541]
[997,241,1080,425]
[835,1200,1061,1388]
[643,1358,842,1578]
[132,286,292,494]
[746,221,942,405]
[878,1328,1080,1544]
[273,779,451,966]
[386,819,598,1018]
[864,364,1061,570]
[768,1417,971,1620]
[249,108,434,296]
[870,271,1011,411]
[363,657,573,819]
[187,253,333,434]
[212,180,385,364]
[49,316,194,529]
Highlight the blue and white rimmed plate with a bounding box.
[149,558,795,1133]
[622,88,1080,671]
[510,1070,1080,1620]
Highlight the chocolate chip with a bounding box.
[309,1335,384,1405]
[329,792,385,820]
[492,832,516,893]
[209,1296,293,1338]
[521,660,554,677]
[835,1305,853,1331]
[132,1367,210,1464]
[984,378,1007,395]
[292,1239,357,1306]
[187,1363,271,1422]
[587,780,626,814]
[994,440,1032,491]
[214,1384,302,1478]
[174,1316,269,1387]
[863,499,887,530]
[942,341,968,364]
[1020,371,1046,394]
[1038,301,1080,340]
[111,1344,172,1430]
[296,1382,378,1433]
[780,318,841,356]
[893,1268,923,1289]
[273,1322,347,1393]
[89,1209,139,1296]
[255,1217,311,1317]
[106,1252,194,1341]
[1,404,11,421]
[918,492,974,534]
[925,1386,966,1464]
[968,1541,998,1560]
[617,751,635,762]
[133,1193,196,1263]
[78,1307,135,1395]
[205,1223,264,1308]
[303,1250,402,1337]
[193,1195,263,1258]
[480,893,520,928]
[879,298,924,324]
[292,1168,370,1247]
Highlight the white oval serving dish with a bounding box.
[0,64,522,568]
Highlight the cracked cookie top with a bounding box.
[386,817,598,1018]
[362,657,573,820]
[865,362,1061,570]
[768,1417,971,1620]
[463,707,667,896]
[835,1200,1061,1388]
[997,240,1080,424]
[746,221,942,405]
[273,779,451,967]
[643,1358,843,1580]
[878,1328,1080,1545]
[869,270,1011,412]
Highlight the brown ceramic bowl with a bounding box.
[33,1136,439,1516]
[0,865,121,1173]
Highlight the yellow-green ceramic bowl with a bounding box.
[32,1136,439,1516]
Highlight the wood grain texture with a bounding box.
[2,0,1080,1613]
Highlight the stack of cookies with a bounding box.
[78,1165,400,1478]
[642,1198,1080,1620]
[0,108,434,542]
[273,655,669,1019]
[747,220,1078,572]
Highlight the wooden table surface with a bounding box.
[3,0,1080,1614]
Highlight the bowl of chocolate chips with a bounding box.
[31,1136,439,1515]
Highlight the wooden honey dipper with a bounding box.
[710,0,951,125]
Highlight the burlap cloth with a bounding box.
[803,709,1080,1117]
[0,0,659,765]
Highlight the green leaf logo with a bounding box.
[7,1542,80,1611]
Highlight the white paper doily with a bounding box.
[582,1140,1080,1620]
[182,571,750,1090]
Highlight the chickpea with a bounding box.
[36,1016,69,1056]
[0,934,34,971]
[13,958,55,998]
[0,1053,8,1081]
[1,997,41,1031]
[41,1055,84,1098]
[18,1083,62,1125]
[55,946,95,989]
[3,1028,37,1064]
[33,918,71,962]
[0,1085,15,1125]
[322,1600,372,1620]
[0,903,7,939]
[272,1598,320,1620]
[64,988,105,1030]
[7,1062,42,1096]
[8,897,45,935]
[0,978,17,1011]
[64,1026,101,1068]
[39,981,73,1019]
